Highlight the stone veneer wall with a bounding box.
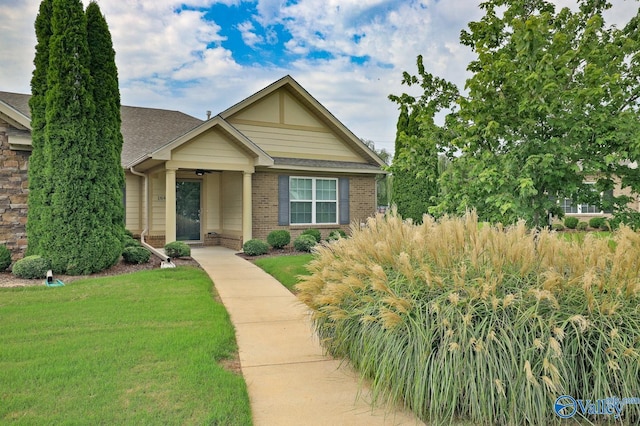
[252,171,377,242]
[0,121,30,261]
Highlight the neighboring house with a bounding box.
[0,75,385,257]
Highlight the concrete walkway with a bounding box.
[191,247,423,426]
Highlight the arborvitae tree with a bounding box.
[390,105,440,223]
[86,1,125,242]
[389,55,456,223]
[26,0,53,256]
[38,0,121,274]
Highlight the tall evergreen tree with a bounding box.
[38,0,121,274]
[389,55,457,223]
[26,0,53,256]
[86,1,125,242]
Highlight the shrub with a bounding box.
[267,230,291,249]
[589,216,606,229]
[327,230,347,241]
[164,241,191,258]
[551,223,564,231]
[124,229,134,238]
[577,221,588,231]
[242,239,269,256]
[611,209,640,231]
[294,234,317,252]
[122,246,151,264]
[301,228,321,243]
[122,237,141,248]
[12,255,51,279]
[563,216,579,229]
[0,245,12,272]
[297,212,640,425]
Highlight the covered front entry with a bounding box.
[161,168,253,249]
[125,115,274,249]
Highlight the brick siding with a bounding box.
[251,171,376,243]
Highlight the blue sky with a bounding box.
[0,0,637,155]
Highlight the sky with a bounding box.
[0,0,637,155]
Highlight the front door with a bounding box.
[176,180,201,241]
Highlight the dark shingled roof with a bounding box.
[0,91,30,118]
[0,91,203,167]
[119,106,202,165]
[272,157,382,171]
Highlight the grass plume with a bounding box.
[297,210,640,425]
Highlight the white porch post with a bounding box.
[165,167,177,244]
[242,171,253,243]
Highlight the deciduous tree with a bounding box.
[392,0,640,227]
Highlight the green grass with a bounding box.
[254,254,314,292]
[559,230,612,243]
[0,267,251,425]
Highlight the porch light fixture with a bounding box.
[195,169,209,176]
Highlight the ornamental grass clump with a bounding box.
[296,210,640,425]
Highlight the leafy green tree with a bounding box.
[26,0,53,256]
[396,0,640,227]
[37,0,122,274]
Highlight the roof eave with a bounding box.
[0,100,31,130]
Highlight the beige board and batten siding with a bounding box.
[149,171,166,236]
[204,172,221,233]
[170,128,253,170]
[221,171,243,233]
[124,173,142,233]
[228,90,366,163]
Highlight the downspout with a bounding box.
[129,165,174,267]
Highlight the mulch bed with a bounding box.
[235,246,304,262]
[2,246,309,287]
[0,256,200,288]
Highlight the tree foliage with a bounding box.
[28,0,124,274]
[363,139,392,207]
[391,0,640,227]
[86,1,126,234]
[389,55,458,223]
[26,0,53,256]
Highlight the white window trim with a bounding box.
[290,177,338,225]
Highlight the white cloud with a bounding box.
[1,0,638,155]
[238,21,263,47]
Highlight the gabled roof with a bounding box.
[120,106,202,166]
[0,91,31,130]
[0,91,203,166]
[133,115,273,167]
[220,75,387,168]
[1,77,386,174]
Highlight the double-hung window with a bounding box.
[290,177,337,224]
[559,186,614,214]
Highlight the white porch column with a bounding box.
[242,171,253,243]
[165,167,177,244]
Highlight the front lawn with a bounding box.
[0,267,251,425]
[254,254,314,292]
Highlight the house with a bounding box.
[0,76,385,258]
